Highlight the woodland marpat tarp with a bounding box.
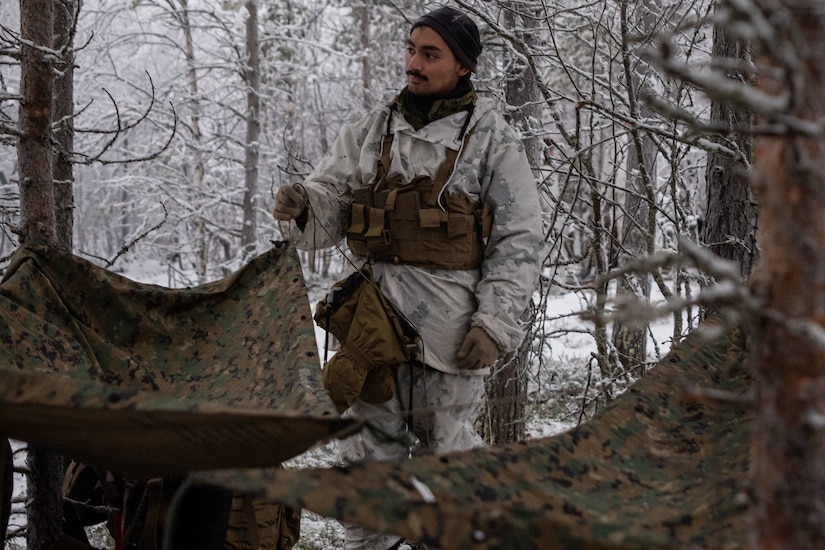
[197,318,752,550]
[0,241,357,477]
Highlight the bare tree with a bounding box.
[358,0,372,112]
[17,0,56,247]
[481,1,544,445]
[175,0,209,281]
[17,0,63,547]
[0,440,10,541]
[241,0,260,260]
[610,0,661,374]
[54,0,77,251]
[701,14,757,282]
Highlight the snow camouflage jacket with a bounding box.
[283,96,543,375]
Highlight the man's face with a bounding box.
[406,26,470,97]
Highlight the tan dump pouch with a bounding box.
[314,265,419,413]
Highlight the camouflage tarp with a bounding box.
[198,319,752,549]
[0,241,358,477]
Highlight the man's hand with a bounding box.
[457,326,499,370]
[273,183,308,221]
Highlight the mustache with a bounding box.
[406,70,428,81]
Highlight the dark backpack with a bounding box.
[61,461,301,550]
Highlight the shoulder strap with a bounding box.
[374,107,396,191]
[427,115,476,208]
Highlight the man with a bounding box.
[274,6,542,550]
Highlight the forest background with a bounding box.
[4,0,825,548]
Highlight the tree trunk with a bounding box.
[480,4,543,446]
[178,0,208,281]
[0,439,11,541]
[611,0,659,375]
[359,0,371,111]
[18,1,64,548]
[750,2,825,547]
[482,322,531,445]
[18,0,56,247]
[701,20,756,282]
[241,0,260,260]
[54,0,76,251]
[611,134,654,372]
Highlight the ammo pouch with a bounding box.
[314,265,420,413]
[347,179,492,270]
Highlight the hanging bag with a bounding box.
[314,265,420,413]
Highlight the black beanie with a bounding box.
[411,7,482,72]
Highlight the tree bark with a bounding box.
[18,1,64,548]
[701,20,756,282]
[241,0,260,260]
[750,2,825,547]
[0,439,11,541]
[53,0,76,251]
[18,0,56,246]
[482,323,532,445]
[481,3,543,446]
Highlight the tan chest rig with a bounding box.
[346,109,493,270]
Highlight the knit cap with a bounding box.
[411,7,482,72]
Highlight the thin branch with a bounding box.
[73,73,178,166]
[0,121,22,138]
[79,204,169,268]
